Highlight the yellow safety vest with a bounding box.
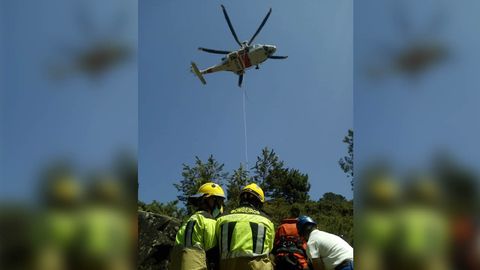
[175,210,217,250]
[215,206,275,259]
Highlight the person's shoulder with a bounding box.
[195,210,215,220]
[230,206,259,215]
[310,230,349,246]
[281,218,298,224]
[222,206,272,221]
[309,229,329,240]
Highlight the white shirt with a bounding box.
[306,229,353,270]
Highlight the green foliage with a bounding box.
[316,193,354,242]
[263,198,303,225]
[138,200,187,220]
[173,155,228,208]
[138,194,353,244]
[263,193,353,244]
[140,145,354,245]
[225,163,249,211]
[251,147,310,203]
[339,129,354,189]
[269,168,310,204]
[251,147,284,193]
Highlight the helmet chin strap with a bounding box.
[212,205,223,218]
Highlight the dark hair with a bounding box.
[240,192,262,209]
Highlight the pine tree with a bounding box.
[173,155,228,208]
[339,129,354,189]
[225,163,249,210]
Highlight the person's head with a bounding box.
[87,173,123,207]
[40,163,82,208]
[239,183,265,209]
[361,172,400,209]
[404,173,441,207]
[297,215,317,239]
[189,182,225,218]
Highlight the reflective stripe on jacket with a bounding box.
[175,211,217,251]
[215,206,275,259]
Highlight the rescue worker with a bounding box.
[297,216,353,270]
[75,174,132,270]
[35,165,83,270]
[215,183,275,270]
[170,182,226,270]
[356,171,401,270]
[393,175,449,270]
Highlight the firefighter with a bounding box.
[170,182,226,270]
[215,183,275,270]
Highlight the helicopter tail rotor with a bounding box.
[191,62,207,85]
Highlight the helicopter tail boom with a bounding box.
[190,62,206,85]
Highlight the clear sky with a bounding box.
[0,0,138,200]
[3,1,475,205]
[355,0,480,174]
[139,0,353,203]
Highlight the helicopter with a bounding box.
[49,4,132,81]
[191,5,287,87]
[368,2,449,80]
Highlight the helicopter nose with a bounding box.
[263,45,276,55]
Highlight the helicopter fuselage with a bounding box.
[191,5,286,87]
[201,44,276,75]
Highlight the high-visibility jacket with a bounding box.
[175,210,217,250]
[170,210,217,270]
[215,206,275,260]
[78,207,131,258]
[39,210,79,251]
[395,206,448,260]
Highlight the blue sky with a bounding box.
[3,0,475,205]
[0,0,138,200]
[355,0,480,174]
[139,0,353,203]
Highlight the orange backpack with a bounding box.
[273,218,310,270]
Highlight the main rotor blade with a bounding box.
[248,8,272,45]
[198,47,231,54]
[238,74,243,87]
[268,55,288,59]
[221,5,242,47]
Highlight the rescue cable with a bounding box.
[242,88,249,166]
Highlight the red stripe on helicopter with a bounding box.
[241,51,252,68]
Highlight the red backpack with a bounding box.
[273,218,310,270]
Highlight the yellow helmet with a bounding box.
[241,183,265,203]
[50,176,82,203]
[190,182,225,199]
